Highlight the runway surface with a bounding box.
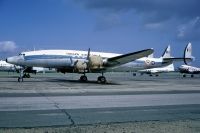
[0,72,200,128]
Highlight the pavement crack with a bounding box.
[54,104,76,127]
[37,92,76,126]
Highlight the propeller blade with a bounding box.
[87,48,91,60]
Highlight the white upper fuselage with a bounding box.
[6,49,168,72]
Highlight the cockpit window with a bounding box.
[18,53,25,56]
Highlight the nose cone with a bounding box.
[6,56,20,64]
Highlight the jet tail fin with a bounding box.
[184,42,194,64]
[162,43,194,64]
[161,45,171,58]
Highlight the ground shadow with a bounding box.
[47,78,121,85]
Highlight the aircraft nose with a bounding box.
[6,56,17,64]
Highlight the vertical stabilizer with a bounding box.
[162,45,171,58]
[184,42,194,64]
[184,42,192,58]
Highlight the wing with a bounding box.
[104,49,153,67]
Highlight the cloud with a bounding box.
[76,0,200,22]
[177,16,200,41]
[144,22,162,29]
[0,41,17,52]
[94,13,122,30]
[76,0,200,40]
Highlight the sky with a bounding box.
[0,0,200,66]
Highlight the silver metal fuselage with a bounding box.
[6,50,169,73]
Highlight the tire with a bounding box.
[18,77,23,82]
[80,75,87,82]
[98,76,106,84]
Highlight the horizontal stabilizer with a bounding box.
[163,57,193,63]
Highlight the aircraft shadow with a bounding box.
[47,78,121,85]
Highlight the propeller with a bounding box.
[86,48,91,72]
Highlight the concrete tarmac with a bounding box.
[0,72,200,129]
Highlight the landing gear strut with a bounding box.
[23,73,31,78]
[18,68,24,82]
[17,67,31,82]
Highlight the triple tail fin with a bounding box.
[161,45,171,58]
[184,42,194,64]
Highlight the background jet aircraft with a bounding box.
[6,48,154,83]
[138,63,175,77]
[179,65,200,77]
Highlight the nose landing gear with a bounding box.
[17,67,31,82]
[18,68,24,82]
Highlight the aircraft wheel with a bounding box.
[18,77,23,82]
[26,74,31,78]
[183,74,186,77]
[23,73,31,78]
[191,75,194,78]
[80,75,88,82]
[149,74,153,77]
[97,76,106,84]
[133,73,136,76]
[156,74,159,77]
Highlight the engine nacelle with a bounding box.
[89,55,103,69]
[74,60,87,73]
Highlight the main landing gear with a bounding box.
[97,73,106,84]
[80,75,88,82]
[79,72,107,84]
[183,74,194,78]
